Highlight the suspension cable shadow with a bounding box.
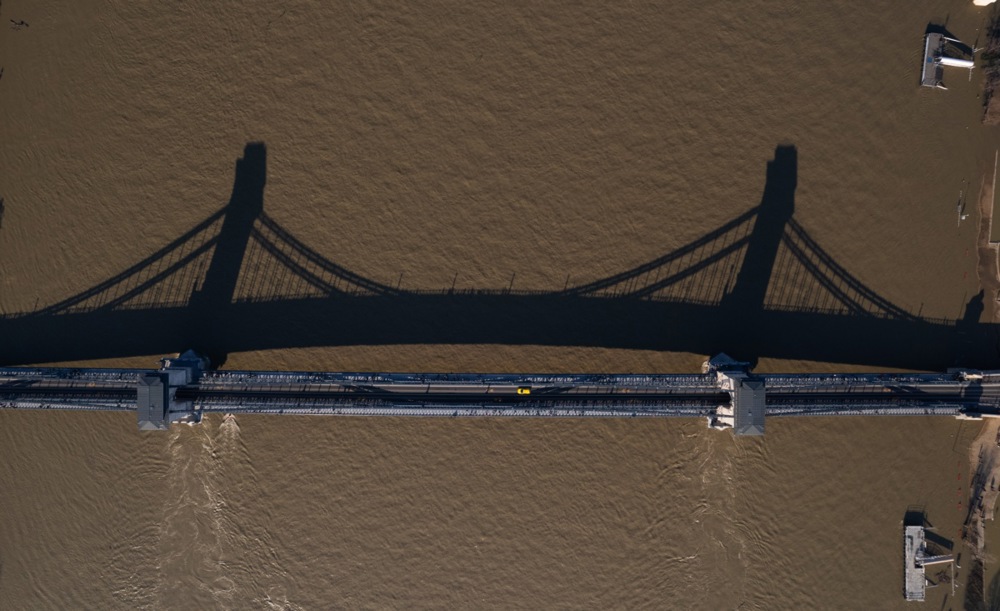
[1,143,996,370]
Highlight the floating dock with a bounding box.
[921,32,976,89]
[903,525,954,601]
[922,33,946,88]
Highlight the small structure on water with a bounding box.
[922,32,976,89]
[903,524,955,601]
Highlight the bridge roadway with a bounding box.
[0,367,998,422]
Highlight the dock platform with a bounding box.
[904,525,926,601]
[904,524,955,601]
[922,33,945,88]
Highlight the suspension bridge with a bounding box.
[0,144,998,434]
[0,351,997,435]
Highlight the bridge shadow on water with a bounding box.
[1,143,998,370]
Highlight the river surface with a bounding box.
[1,1,999,608]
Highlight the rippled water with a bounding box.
[1,0,999,608]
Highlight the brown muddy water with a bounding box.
[2,1,1000,608]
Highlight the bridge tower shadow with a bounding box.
[717,145,796,364]
[188,143,266,365]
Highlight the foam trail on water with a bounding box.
[154,421,245,607]
[200,414,300,608]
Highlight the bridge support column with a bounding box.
[136,350,207,430]
[707,353,766,436]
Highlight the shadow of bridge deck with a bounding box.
[1,143,997,371]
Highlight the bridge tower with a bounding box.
[136,350,207,430]
[706,353,766,435]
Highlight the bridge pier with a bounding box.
[136,350,207,430]
[706,353,766,436]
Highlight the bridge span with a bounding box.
[0,353,997,435]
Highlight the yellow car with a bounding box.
[516,386,532,395]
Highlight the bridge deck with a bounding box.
[1,368,998,424]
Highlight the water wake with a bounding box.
[151,415,298,608]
